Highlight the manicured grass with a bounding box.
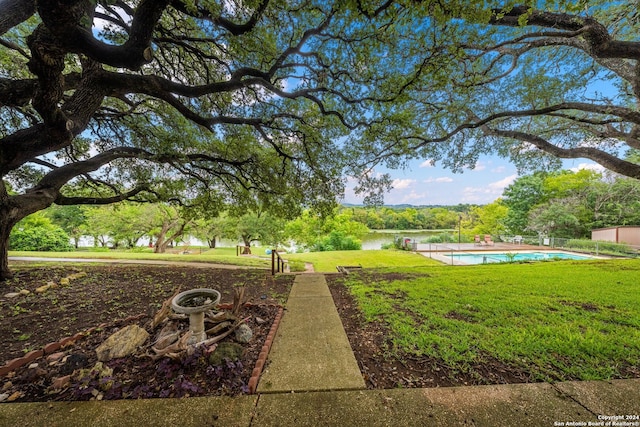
[8,248,270,268]
[286,249,440,272]
[341,259,640,382]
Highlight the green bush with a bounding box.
[313,231,362,251]
[10,226,72,251]
[421,232,456,244]
[565,239,634,255]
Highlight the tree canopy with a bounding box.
[2,0,640,279]
[352,2,640,181]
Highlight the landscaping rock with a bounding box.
[95,325,149,362]
[255,317,266,325]
[3,292,20,298]
[51,375,71,390]
[208,342,244,366]
[35,282,57,293]
[59,278,70,286]
[18,289,30,296]
[59,353,89,376]
[46,352,65,364]
[235,323,253,343]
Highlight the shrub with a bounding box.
[313,231,362,251]
[10,226,72,251]
[421,232,456,244]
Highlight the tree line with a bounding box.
[10,168,640,252]
[469,169,640,239]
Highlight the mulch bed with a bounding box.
[0,264,293,402]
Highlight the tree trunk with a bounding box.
[0,217,14,280]
[241,236,252,254]
[1,188,58,281]
[153,222,171,253]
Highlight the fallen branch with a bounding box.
[150,331,192,359]
[152,287,182,328]
[232,286,246,316]
[198,319,244,349]
[152,321,180,350]
[205,320,231,336]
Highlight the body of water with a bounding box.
[360,230,448,250]
[444,251,593,265]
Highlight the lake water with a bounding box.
[360,231,445,250]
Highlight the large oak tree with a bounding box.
[0,0,408,280]
[2,1,640,280]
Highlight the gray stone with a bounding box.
[3,293,20,298]
[0,393,8,403]
[234,323,253,343]
[95,324,149,362]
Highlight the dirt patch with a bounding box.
[443,310,477,323]
[0,264,293,402]
[558,300,600,312]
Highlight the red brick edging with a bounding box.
[247,305,283,394]
[0,314,147,377]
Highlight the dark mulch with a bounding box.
[0,264,293,402]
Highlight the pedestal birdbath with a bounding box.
[171,289,221,345]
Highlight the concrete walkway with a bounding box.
[2,379,639,426]
[257,274,365,392]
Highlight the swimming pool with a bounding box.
[444,251,592,265]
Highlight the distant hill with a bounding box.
[341,203,476,210]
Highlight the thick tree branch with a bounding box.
[170,0,269,36]
[486,127,640,179]
[0,0,36,36]
[37,0,170,70]
[490,6,640,60]
[55,185,150,206]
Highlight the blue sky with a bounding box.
[342,155,606,206]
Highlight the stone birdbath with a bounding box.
[171,288,221,345]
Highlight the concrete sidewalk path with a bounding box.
[2,379,639,426]
[257,274,365,393]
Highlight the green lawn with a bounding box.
[8,248,270,268]
[286,249,440,272]
[340,259,640,382]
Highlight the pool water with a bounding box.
[445,252,592,265]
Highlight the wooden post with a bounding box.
[271,249,275,276]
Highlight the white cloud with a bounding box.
[424,177,454,183]
[474,162,486,171]
[491,166,506,173]
[402,191,427,203]
[436,177,453,183]
[461,174,517,203]
[419,159,435,168]
[391,178,416,189]
[488,174,518,190]
[569,163,606,173]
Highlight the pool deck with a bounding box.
[416,242,543,252]
[416,243,603,265]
